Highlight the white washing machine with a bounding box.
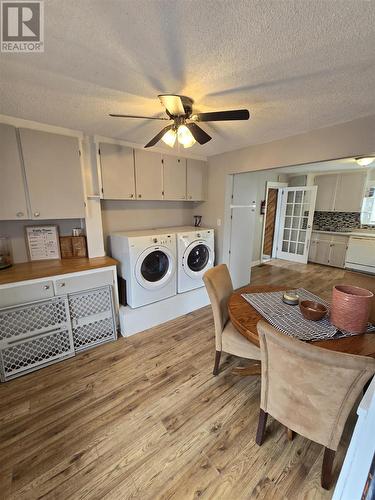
[110,229,177,308]
[177,227,215,293]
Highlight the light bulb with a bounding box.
[177,125,196,148]
[356,157,375,167]
[162,129,176,147]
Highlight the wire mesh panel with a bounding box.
[0,296,70,340]
[68,286,116,352]
[0,329,74,381]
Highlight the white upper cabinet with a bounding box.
[334,172,367,212]
[0,124,29,220]
[134,149,163,200]
[19,129,85,219]
[314,174,337,211]
[186,159,207,201]
[314,171,366,213]
[163,156,186,200]
[99,143,135,200]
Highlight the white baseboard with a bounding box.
[119,287,210,337]
[251,260,261,267]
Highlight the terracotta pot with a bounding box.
[330,285,373,334]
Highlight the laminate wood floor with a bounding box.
[1,261,373,500]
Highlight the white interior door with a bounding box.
[276,186,317,263]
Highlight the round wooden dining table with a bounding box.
[228,285,375,362]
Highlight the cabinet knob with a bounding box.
[181,196,185,199]
[59,282,65,288]
[189,195,192,200]
[138,194,142,198]
[16,211,24,218]
[130,194,134,198]
[34,211,40,217]
[43,285,50,290]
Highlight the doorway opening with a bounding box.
[260,182,287,263]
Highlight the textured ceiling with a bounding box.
[1,0,375,156]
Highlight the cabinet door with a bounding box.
[19,129,85,219]
[187,159,207,201]
[334,172,366,212]
[134,149,163,200]
[0,124,29,220]
[308,238,318,262]
[314,174,337,211]
[314,240,331,265]
[163,156,186,200]
[329,242,347,268]
[99,143,135,200]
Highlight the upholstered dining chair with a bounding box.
[203,264,261,375]
[256,320,375,490]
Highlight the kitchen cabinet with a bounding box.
[0,262,118,382]
[19,128,85,219]
[314,174,337,211]
[314,172,366,213]
[163,156,186,200]
[0,124,29,220]
[187,159,207,201]
[134,149,163,200]
[335,172,366,212]
[308,232,349,268]
[99,143,135,200]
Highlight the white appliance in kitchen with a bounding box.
[110,229,177,308]
[177,227,215,293]
[345,235,375,274]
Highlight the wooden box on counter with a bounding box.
[60,236,87,259]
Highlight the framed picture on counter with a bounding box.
[25,225,61,261]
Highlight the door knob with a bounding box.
[43,285,50,290]
[34,211,40,217]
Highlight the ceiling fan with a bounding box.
[109,94,250,149]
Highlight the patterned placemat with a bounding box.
[242,288,375,341]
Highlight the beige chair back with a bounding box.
[203,264,234,350]
[257,320,375,450]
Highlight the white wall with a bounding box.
[201,115,375,263]
[101,200,202,250]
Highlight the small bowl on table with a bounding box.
[299,300,328,321]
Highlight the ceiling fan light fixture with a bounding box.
[355,157,375,167]
[161,128,177,147]
[177,125,196,148]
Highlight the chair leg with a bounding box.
[286,428,295,441]
[256,409,268,445]
[321,447,335,490]
[213,350,222,376]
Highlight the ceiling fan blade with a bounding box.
[109,113,169,120]
[186,123,212,145]
[158,95,186,116]
[193,109,250,122]
[144,125,173,148]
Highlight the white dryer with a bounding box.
[110,229,177,308]
[177,228,215,293]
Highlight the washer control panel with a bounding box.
[150,234,173,246]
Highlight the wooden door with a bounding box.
[263,188,278,256]
[163,156,186,200]
[186,159,206,201]
[99,143,135,200]
[134,149,163,200]
[334,172,366,212]
[0,124,29,220]
[19,128,85,219]
[314,174,337,211]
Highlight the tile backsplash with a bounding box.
[313,211,360,232]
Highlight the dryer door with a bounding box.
[183,241,214,279]
[135,246,175,290]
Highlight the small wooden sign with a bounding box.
[59,236,87,259]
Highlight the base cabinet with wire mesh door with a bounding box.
[0,267,118,382]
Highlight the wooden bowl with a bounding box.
[299,300,328,321]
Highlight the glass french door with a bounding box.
[276,186,317,263]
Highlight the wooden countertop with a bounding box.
[0,257,118,285]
